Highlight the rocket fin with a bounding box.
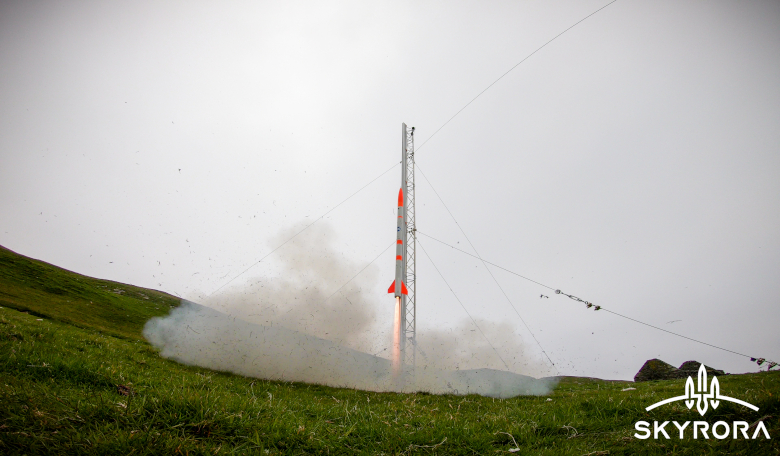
[387,280,409,295]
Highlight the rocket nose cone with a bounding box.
[398,188,403,207]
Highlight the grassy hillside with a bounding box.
[0,245,778,454]
[0,245,179,340]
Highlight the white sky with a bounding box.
[1,0,778,380]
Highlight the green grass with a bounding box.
[0,245,179,340]
[0,245,778,454]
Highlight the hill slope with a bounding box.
[0,245,179,339]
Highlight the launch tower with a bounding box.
[401,123,417,381]
[389,123,416,387]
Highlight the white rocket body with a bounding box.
[388,188,408,297]
[389,123,409,298]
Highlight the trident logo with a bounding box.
[685,364,719,415]
[645,364,758,416]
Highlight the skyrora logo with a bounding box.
[634,364,770,440]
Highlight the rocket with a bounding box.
[388,188,408,297]
[390,123,410,386]
[390,185,407,384]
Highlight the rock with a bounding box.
[678,360,726,378]
[634,359,727,382]
[634,359,682,382]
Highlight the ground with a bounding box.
[1,245,778,454]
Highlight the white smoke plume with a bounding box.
[143,223,556,397]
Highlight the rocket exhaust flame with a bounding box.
[393,296,402,381]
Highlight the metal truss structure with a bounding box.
[401,123,417,379]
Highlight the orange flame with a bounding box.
[392,296,401,381]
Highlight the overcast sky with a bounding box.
[1,0,778,380]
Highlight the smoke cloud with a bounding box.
[143,223,556,397]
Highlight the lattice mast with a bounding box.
[401,123,417,377]
[390,123,416,387]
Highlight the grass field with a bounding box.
[1,245,778,455]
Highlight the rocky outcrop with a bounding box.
[634,359,681,382]
[678,360,726,378]
[634,359,727,382]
